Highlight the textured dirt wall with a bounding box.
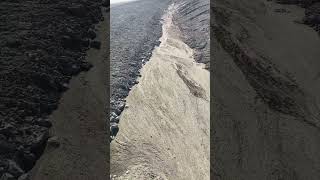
[173,0,210,69]
[212,0,320,179]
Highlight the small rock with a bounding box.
[62,64,80,75]
[110,116,120,123]
[29,130,49,152]
[60,83,69,91]
[90,41,101,49]
[116,101,125,112]
[72,64,79,70]
[35,118,52,128]
[81,38,90,47]
[24,116,34,123]
[47,136,60,148]
[110,112,117,118]
[86,29,97,39]
[110,124,119,138]
[61,35,82,49]
[80,61,93,71]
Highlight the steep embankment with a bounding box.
[110,0,171,132]
[173,0,210,68]
[0,0,107,179]
[212,0,320,179]
[111,3,210,180]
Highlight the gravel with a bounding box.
[0,0,104,178]
[110,0,171,136]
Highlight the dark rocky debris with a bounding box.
[0,0,106,177]
[110,0,170,140]
[90,40,102,49]
[110,123,119,142]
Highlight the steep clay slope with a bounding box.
[212,0,320,179]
